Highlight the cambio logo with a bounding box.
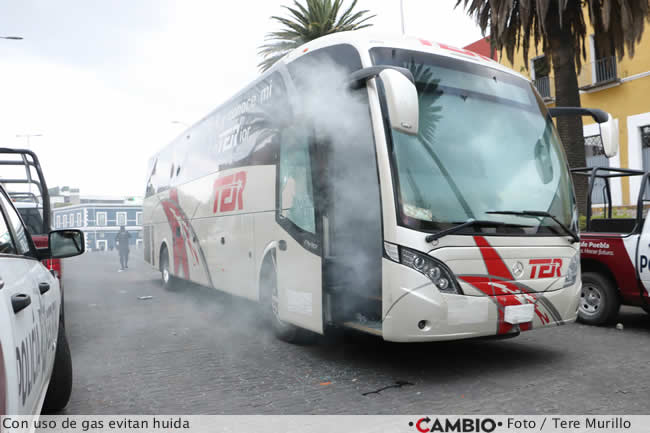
[409,417,499,433]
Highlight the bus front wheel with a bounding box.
[260,256,315,344]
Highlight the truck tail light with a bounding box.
[42,258,62,279]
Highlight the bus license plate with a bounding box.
[504,304,535,324]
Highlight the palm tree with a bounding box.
[455,0,650,215]
[258,0,375,72]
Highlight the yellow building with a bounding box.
[499,14,650,207]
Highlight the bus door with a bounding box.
[275,124,323,334]
[314,98,383,325]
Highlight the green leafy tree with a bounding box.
[455,0,650,214]
[258,0,375,72]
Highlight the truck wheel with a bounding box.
[42,321,73,413]
[160,248,176,290]
[578,272,620,325]
[260,257,315,344]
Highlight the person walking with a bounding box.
[116,225,131,271]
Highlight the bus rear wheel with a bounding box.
[260,257,315,344]
[160,247,176,290]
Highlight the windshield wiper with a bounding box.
[485,210,579,243]
[425,219,530,243]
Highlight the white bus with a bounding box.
[143,32,615,343]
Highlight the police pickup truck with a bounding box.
[573,166,650,324]
[0,150,85,414]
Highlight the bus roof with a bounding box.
[150,32,528,162]
[277,31,524,80]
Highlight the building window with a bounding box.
[585,135,607,157]
[136,212,142,226]
[96,212,107,226]
[592,36,617,84]
[62,214,68,228]
[117,212,127,227]
[641,125,650,200]
[532,55,551,99]
[77,213,82,227]
[642,125,650,149]
[585,134,609,204]
[56,215,60,228]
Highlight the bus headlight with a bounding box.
[563,253,579,288]
[399,247,462,294]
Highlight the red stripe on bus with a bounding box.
[474,235,513,280]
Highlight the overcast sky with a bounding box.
[0,0,482,197]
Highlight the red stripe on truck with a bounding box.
[580,234,639,300]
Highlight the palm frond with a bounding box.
[258,0,375,72]
[283,5,310,27]
[456,0,649,72]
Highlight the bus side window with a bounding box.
[279,126,315,234]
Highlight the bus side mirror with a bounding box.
[548,107,618,158]
[379,69,419,136]
[599,114,619,158]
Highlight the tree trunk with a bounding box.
[549,21,588,217]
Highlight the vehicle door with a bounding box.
[0,189,57,414]
[275,123,323,333]
[636,175,650,298]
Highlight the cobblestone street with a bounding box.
[62,252,650,414]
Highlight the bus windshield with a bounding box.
[370,47,576,235]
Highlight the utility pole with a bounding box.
[400,0,405,35]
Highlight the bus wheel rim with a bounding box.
[580,283,602,316]
[163,267,169,284]
[271,282,280,320]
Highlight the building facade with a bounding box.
[490,11,650,206]
[48,186,81,207]
[463,37,498,61]
[52,204,143,251]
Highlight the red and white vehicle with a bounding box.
[573,166,650,324]
[0,149,64,287]
[143,33,616,342]
[0,148,85,415]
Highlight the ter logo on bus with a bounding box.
[213,171,247,213]
[529,258,562,279]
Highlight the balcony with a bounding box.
[578,56,619,90]
[533,75,554,101]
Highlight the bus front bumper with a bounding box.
[381,280,581,343]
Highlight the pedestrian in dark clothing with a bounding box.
[116,225,131,271]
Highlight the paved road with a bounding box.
[61,251,650,414]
